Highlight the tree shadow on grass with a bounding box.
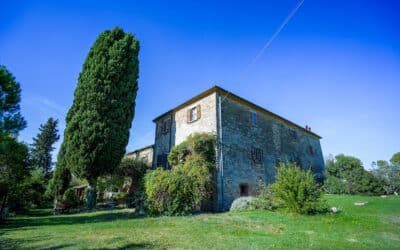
[97,242,156,250]
[0,210,144,230]
[0,232,76,249]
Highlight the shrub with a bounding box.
[230,197,258,211]
[113,192,127,200]
[144,156,211,215]
[254,183,277,211]
[168,133,216,166]
[271,162,327,214]
[62,188,78,205]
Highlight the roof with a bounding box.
[73,184,89,189]
[152,86,322,139]
[126,144,154,155]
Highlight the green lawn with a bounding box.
[1,195,399,249]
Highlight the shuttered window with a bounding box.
[251,147,263,164]
[187,104,201,123]
[162,118,171,134]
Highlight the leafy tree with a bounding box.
[371,152,400,194]
[271,162,327,214]
[63,27,140,209]
[0,66,29,216]
[23,169,47,208]
[31,118,59,179]
[325,154,384,195]
[390,152,400,166]
[0,65,26,138]
[0,137,30,215]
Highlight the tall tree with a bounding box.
[0,66,29,217]
[63,27,140,209]
[0,65,26,139]
[31,118,59,178]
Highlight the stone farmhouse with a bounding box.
[127,86,324,211]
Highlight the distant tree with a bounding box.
[63,27,140,209]
[0,65,26,139]
[371,152,400,194]
[31,118,59,179]
[324,154,384,195]
[390,152,400,166]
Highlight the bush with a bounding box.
[113,192,127,200]
[230,197,258,211]
[254,183,277,211]
[271,162,327,214]
[62,188,78,205]
[168,133,215,166]
[144,156,211,215]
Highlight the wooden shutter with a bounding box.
[166,119,171,132]
[187,109,191,123]
[196,105,201,120]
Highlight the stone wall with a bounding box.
[153,92,218,169]
[218,94,324,211]
[174,92,217,145]
[126,145,154,167]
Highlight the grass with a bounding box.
[1,195,399,249]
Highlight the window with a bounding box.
[156,154,168,169]
[251,111,257,125]
[190,107,197,121]
[308,146,314,155]
[251,147,263,164]
[289,129,298,141]
[240,183,249,197]
[187,105,201,123]
[161,118,171,134]
[248,110,257,125]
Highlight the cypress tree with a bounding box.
[63,27,139,209]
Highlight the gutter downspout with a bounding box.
[168,113,173,170]
[218,94,224,211]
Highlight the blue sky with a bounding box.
[1,0,399,168]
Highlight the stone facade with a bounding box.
[217,93,324,210]
[125,145,154,167]
[129,86,325,212]
[152,92,217,169]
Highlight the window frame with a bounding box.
[161,118,171,134]
[239,183,249,197]
[187,104,201,123]
[251,110,257,126]
[251,146,263,164]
